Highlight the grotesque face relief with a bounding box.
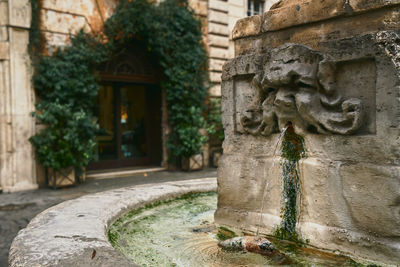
[240,44,364,136]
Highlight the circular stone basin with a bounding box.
[109,192,364,267]
[9,178,216,267]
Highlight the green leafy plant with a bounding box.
[30,0,210,171]
[29,33,107,171]
[106,0,210,161]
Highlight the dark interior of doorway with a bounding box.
[87,82,162,170]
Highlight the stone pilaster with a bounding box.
[0,0,37,192]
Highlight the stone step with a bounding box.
[86,166,166,180]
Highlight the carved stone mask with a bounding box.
[241,44,364,136]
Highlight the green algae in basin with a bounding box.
[108,192,373,267]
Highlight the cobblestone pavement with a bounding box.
[0,168,217,266]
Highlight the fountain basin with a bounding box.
[108,191,379,266]
[8,178,216,267]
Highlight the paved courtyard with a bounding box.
[0,168,217,266]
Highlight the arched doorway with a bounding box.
[88,44,162,170]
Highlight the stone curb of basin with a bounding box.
[8,178,217,267]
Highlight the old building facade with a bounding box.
[0,0,277,192]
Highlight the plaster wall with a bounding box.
[215,1,400,265]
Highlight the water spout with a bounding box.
[218,123,305,258]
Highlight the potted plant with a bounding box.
[29,33,105,189]
[30,102,98,189]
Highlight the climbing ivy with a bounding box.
[29,0,210,170]
[30,33,108,170]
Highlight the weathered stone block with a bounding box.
[232,15,261,40]
[41,9,90,35]
[210,71,222,82]
[209,58,227,71]
[209,46,230,59]
[0,26,7,42]
[208,22,230,36]
[233,3,400,46]
[209,84,221,97]
[42,0,98,16]
[41,0,116,32]
[208,34,229,48]
[349,0,400,13]
[43,32,69,52]
[209,0,229,13]
[341,163,400,237]
[8,0,30,28]
[0,42,9,60]
[209,10,229,25]
[262,0,348,33]
[0,1,8,25]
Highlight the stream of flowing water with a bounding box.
[256,126,288,237]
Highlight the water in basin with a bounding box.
[108,192,367,267]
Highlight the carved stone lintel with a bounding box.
[240,44,364,135]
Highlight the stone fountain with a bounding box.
[214,0,400,265]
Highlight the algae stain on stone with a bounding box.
[274,121,306,242]
[216,226,237,241]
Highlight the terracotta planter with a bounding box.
[47,167,76,189]
[181,153,204,171]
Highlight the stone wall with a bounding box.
[215,0,400,265]
[40,0,117,51]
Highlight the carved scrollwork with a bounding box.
[240,44,364,135]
